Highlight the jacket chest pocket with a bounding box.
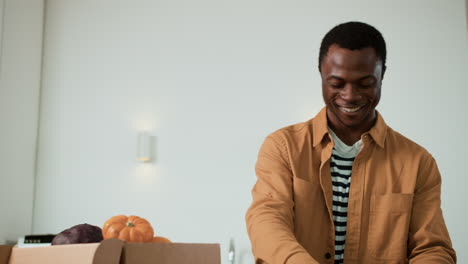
[368,193,414,261]
[293,177,325,210]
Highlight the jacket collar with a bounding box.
[312,107,387,148]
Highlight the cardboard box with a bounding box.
[0,239,122,264]
[0,245,12,264]
[0,239,221,264]
[120,242,221,264]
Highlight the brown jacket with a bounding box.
[246,107,456,264]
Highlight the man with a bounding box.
[245,21,456,264]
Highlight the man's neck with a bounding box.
[327,115,377,146]
[330,128,362,146]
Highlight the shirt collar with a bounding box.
[312,106,387,148]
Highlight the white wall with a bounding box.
[0,0,44,244]
[34,0,468,263]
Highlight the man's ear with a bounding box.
[381,65,386,81]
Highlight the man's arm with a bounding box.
[245,134,319,264]
[408,154,457,263]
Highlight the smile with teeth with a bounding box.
[341,105,364,113]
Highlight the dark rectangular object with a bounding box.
[24,234,56,243]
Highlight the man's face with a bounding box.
[320,44,384,130]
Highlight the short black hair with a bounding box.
[318,21,387,73]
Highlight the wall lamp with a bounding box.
[137,132,152,163]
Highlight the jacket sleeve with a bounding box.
[245,134,319,264]
[408,154,457,263]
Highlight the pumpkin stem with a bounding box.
[126,221,135,227]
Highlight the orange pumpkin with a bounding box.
[152,236,171,243]
[102,215,154,242]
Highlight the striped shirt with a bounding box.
[329,129,362,264]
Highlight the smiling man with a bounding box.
[246,22,456,264]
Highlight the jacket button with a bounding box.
[324,252,332,259]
